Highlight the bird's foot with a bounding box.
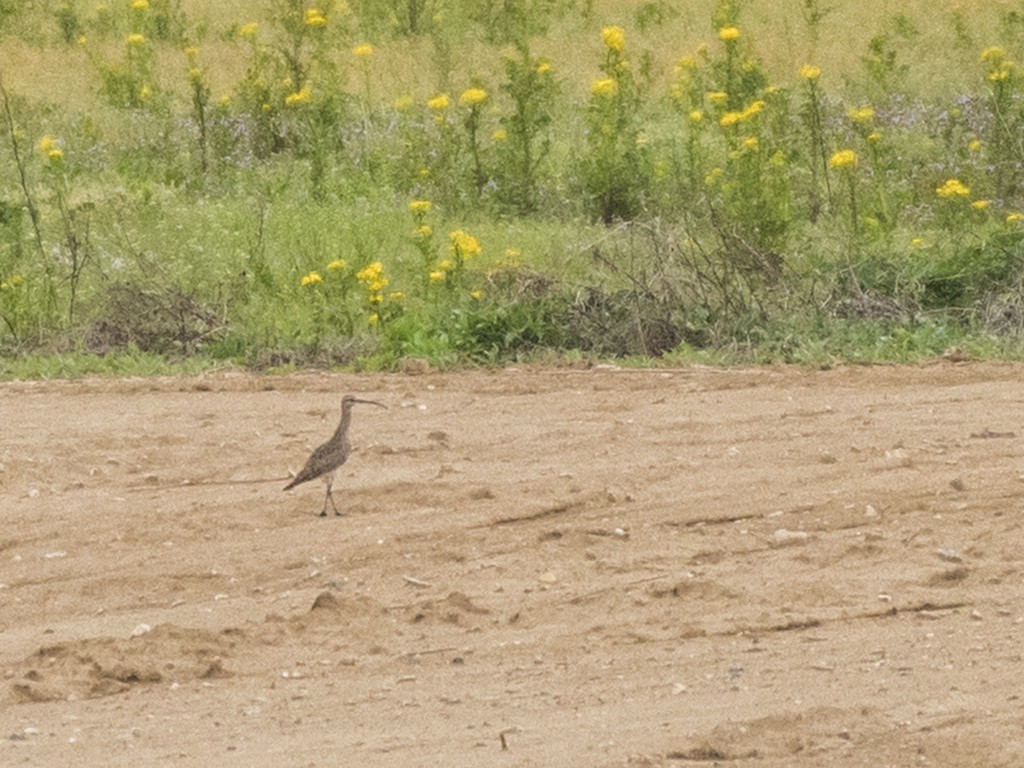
[318,510,328,517]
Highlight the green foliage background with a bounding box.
[3,0,1024,375]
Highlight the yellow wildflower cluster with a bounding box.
[38,136,63,163]
[719,99,764,127]
[799,64,821,80]
[409,199,432,214]
[239,22,258,38]
[0,274,23,290]
[356,261,389,304]
[591,78,618,97]
[304,8,327,27]
[459,87,488,107]
[828,149,858,170]
[126,33,146,46]
[300,271,322,287]
[449,229,481,259]
[980,45,1014,82]
[427,93,450,111]
[707,91,728,106]
[327,259,346,271]
[352,43,373,59]
[536,61,551,75]
[601,26,625,53]
[285,85,312,106]
[132,0,149,9]
[936,178,970,198]
[848,106,874,124]
[718,26,741,42]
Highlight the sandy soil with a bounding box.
[1,362,1023,767]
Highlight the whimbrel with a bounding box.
[284,395,387,516]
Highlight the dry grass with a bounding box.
[1,0,1016,114]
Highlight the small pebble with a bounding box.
[771,529,809,547]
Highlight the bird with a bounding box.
[284,395,387,516]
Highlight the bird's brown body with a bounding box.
[284,395,386,516]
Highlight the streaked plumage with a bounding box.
[284,395,386,516]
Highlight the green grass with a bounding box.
[3,0,1024,377]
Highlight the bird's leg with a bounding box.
[318,475,332,517]
[328,489,344,517]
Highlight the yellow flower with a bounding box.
[867,131,882,143]
[504,248,521,262]
[536,61,551,75]
[968,138,982,152]
[352,42,373,58]
[828,149,858,170]
[356,261,384,282]
[601,25,625,53]
[409,199,432,214]
[300,271,322,287]
[972,199,990,210]
[304,8,327,27]
[707,90,728,105]
[367,277,388,292]
[285,86,311,105]
[429,270,446,283]
[799,64,821,80]
[936,178,970,198]
[848,106,874,123]
[742,136,758,150]
[743,100,764,118]
[10,274,23,286]
[1007,212,1024,223]
[989,66,1013,82]
[388,291,405,302]
[48,148,64,162]
[449,229,481,257]
[327,259,346,271]
[126,33,145,46]
[676,55,697,71]
[77,35,87,46]
[239,22,258,38]
[459,87,488,107]
[414,224,433,238]
[394,94,413,111]
[470,290,482,299]
[705,166,723,185]
[368,312,379,325]
[911,237,924,248]
[718,26,741,42]
[132,0,148,9]
[591,78,618,97]
[427,93,450,111]
[719,99,763,126]
[38,136,56,154]
[688,109,703,123]
[138,84,152,100]
[437,259,454,271]
[980,45,1006,63]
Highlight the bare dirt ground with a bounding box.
[1,363,1023,767]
